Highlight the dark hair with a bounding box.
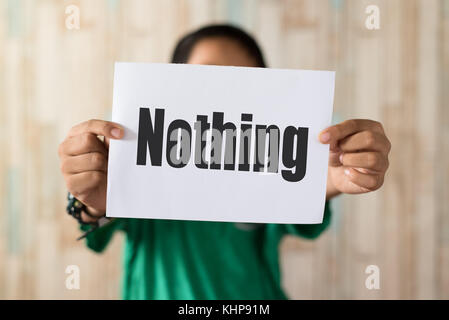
[171,24,266,68]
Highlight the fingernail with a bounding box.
[339,153,344,163]
[344,168,350,176]
[319,132,331,143]
[111,128,122,138]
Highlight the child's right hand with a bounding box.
[58,119,123,222]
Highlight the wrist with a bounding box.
[66,192,105,225]
[86,206,106,216]
[81,207,104,223]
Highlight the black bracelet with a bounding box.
[66,192,113,240]
[66,192,97,225]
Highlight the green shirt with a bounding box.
[82,202,331,299]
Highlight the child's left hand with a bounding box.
[319,119,391,199]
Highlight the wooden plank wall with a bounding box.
[0,0,447,299]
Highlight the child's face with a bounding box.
[187,36,259,68]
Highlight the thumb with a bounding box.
[329,150,343,167]
[104,137,110,149]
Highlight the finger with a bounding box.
[319,119,385,147]
[344,167,384,191]
[340,152,388,172]
[339,131,391,155]
[68,119,124,139]
[65,171,106,199]
[328,151,343,167]
[60,152,107,174]
[104,137,110,149]
[59,133,108,157]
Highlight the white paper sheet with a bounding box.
[106,62,335,224]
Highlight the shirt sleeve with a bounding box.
[282,201,332,240]
[79,218,127,253]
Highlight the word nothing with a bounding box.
[136,108,309,182]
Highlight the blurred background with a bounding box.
[0,0,448,299]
